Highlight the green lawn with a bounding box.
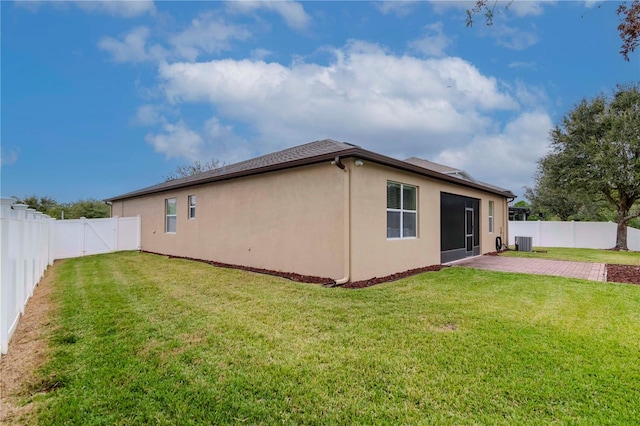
[24,252,640,425]
[501,246,640,265]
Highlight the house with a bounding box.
[107,139,514,283]
[509,206,531,221]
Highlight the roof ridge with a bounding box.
[107,140,515,202]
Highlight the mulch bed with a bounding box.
[146,251,446,289]
[606,264,640,285]
[146,251,335,285]
[342,265,447,289]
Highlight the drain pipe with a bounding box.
[332,156,350,286]
[503,197,514,250]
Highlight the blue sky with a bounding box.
[2,1,638,203]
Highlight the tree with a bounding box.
[13,196,110,219]
[65,199,110,219]
[525,155,585,221]
[14,195,59,215]
[164,159,221,181]
[467,0,640,61]
[538,84,640,250]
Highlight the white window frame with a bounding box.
[488,200,494,233]
[165,198,176,233]
[387,181,418,239]
[188,195,196,219]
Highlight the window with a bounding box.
[488,201,494,233]
[188,195,196,219]
[165,198,176,233]
[387,181,417,239]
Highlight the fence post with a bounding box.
[11,205,27,316]
[25,209,36,300]
[0,198,14,355]
[81,217,87,256]
[113,216,119,252]
[33,212,44,284]
[570,221,576,248]
[136,214,141,251]
[48,217,56,266]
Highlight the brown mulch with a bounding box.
[146,251,335,285]
[606,264,640,285]
[147,251,446,289]
[342,265,447,289]
[0,265,58,425]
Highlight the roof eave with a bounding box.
[107,147,514,202]
[105,148,362,202]
[346,149,515,199]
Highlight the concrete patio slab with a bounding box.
[452,256,606,282]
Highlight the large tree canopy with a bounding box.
[525,154,585,221]
[536,84,640,250]
[467,0,640,60]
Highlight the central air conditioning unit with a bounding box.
[515,236,533,252]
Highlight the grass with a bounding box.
[24,252,640,424]
[501,246,640,265]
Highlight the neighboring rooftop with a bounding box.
[404,157,477,182]
[107,139,514,201]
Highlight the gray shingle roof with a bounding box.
[404,157,462,174]
[404,156,512,193]
[108,139,358,201]
[107,138,515,201]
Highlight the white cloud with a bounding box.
[583,0,602,8]
[169,12,252,61]
[156,41,521,159]
[0,148,19,166]
[408,22,452,57]
[142,115,252,163]
[434,111,553,197]
[513,81,549,107]
[250,48,273,61]
[429,1,544,51]
[75,0,155,17]
[98,27,153,63]
[134,104,164,126]
[145,121,204,161]
[17,0,156,17]
[429,0,553,17]
[507,1,552,17]
[99,13,250,63]
[227,0,310,31]
[508,61,537,70]
[494,23,538,50]
[203,117,254,163]
[376,1,419,17]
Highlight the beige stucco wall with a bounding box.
[349,161,508,282]
[112,159,509,283]
[112,163,347,279]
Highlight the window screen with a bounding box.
[387,182,417,239]
[166,198,176,233]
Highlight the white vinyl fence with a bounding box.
[1,198,140,355]
[509,221,640,251]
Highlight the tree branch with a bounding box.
[618,0,640,61]
[624,210,640,221]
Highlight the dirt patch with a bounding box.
[342,265,447,289]
[606,264,640,285]
[0,265,58,425]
